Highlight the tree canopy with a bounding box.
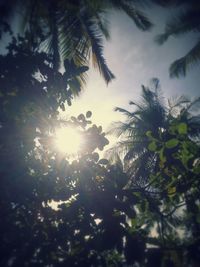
[0,2,200,267]
[0,0,152,84]
[108,81,200,266]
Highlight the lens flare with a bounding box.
[55,127,82,154]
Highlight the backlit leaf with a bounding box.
[148,141,157,151]
[178,122,187,134]
[165,139,179,149]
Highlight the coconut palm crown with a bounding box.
[1,0,153,85]
[107,78,200,187]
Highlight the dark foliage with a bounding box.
[153,0,200,77]
[0,37,147,267]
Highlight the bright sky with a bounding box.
[3,4,198,152]
[65,6,200,150]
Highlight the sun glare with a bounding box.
[55,127,82,155]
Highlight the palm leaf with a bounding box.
[168,95,191,117]
[169,39,200,77]
[94,15,110,40]
[108,0,153,31]
[129,100,145,111]
[119,2,153,31]
[105,140,133,161]
[81,15,115,83]
[183,96,200,113]
[155,8,200,45]
[107,121,136,138]
[114,107,141,121]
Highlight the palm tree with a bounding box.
[1,0,152,85]
[108,78,200,187]
[153,0,200,78]
[107,78,166,187]
[107,79,200,253]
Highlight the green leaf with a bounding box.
[178,122,187,134]
[148,141,157,151]
[167,187,176,196]
[159,148,166,162]
[146,130,152,137]
[165,139,179,149]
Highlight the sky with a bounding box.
[2,3,199,151]
[66,5,200,147]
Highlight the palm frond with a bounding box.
[150,77,160,91]
[155,8,200,45]
[114,107,131,115]
[91,12,110,40]
[114,107,141,121]
[124,143,147,161]
[58,14,91,90]
[154,33,169,45]
[81,16,115,84]
[50,18,60,70]
[129,101,144,111]
[168,95,191,117]
[184,96,200,113]
[168,95,190,109]
[169,39,200,78]
[105,140,133,161]
[120,2,153,31]
[107,121,136,138]
[59,15,84,60]
[108,0,153,31]
[141,85,156,107]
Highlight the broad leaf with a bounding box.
[165,139,179,149]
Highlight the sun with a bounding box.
[55,127,82,155]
